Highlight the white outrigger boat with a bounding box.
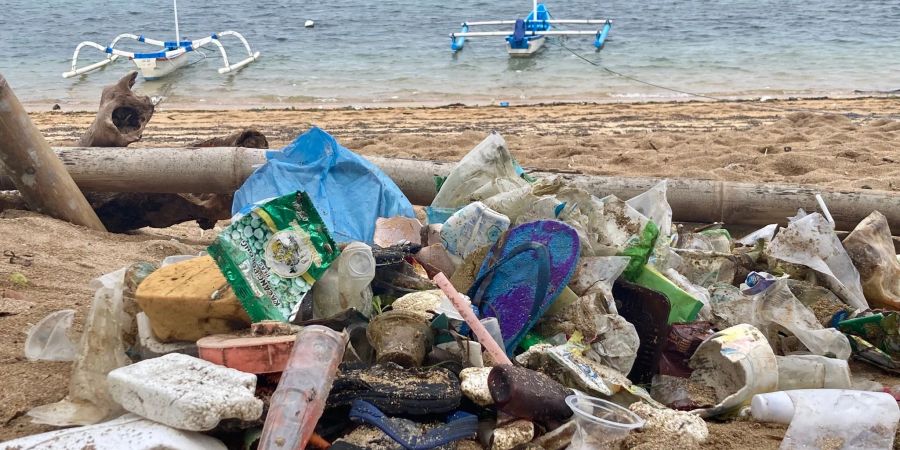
[450,1,611,57]
[63,0,260,80]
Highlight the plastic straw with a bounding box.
[815,193,835,226]
[433,273,513,365]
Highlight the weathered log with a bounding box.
[78,72,154,147]
[87,130,268,231]
[0,148,898,233]
[0,74,106,231]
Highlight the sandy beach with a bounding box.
[32,97,900,191]
[2,97,899,447]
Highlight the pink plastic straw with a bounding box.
[433,272,513,366]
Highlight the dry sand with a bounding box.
[3,98,900,447]
[32,97,900,192]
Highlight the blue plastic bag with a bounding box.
[233,127,415,243]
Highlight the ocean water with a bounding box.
[1,0,899,107]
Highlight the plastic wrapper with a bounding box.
[736,224,777,246]
[768,213,868,311]
[28,269,131,426]
[209,191,340,322]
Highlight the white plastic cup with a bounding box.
[565,395,644,449]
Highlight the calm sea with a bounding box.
[1,0,899,107]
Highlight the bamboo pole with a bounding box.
[0,75,106,231]
[0,148,897,232]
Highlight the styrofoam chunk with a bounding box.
[0,413,226,450]
[107,353,263,431]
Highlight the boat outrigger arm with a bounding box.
[62,32,261,79]
[450,1,611,56]
[62,0,260,79]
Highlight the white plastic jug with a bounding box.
[312,242,375,319]
[751,389,900,450]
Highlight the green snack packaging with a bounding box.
[208,191,340,322]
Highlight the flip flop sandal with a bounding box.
[468,220,580,354]
[349,400,477,450]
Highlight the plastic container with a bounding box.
[312,242,375,319]
[565,395,644,449]
[197,332,295,374]
[479,317,504,348]
[440,201,510,259]
[775,355,851,390]
[751,389,899,449]
[367,310,433,368]
[688,324,778,418]
[258,325,348,450]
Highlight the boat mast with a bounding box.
[532,0,538,23]
[173,0,181,43]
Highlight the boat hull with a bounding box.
[506,35,545,57]
[132,53,189,80]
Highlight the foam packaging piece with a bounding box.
[107,353,263,431]
[0,413,226,450]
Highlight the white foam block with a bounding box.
[108,353,263,431]
[0,413,226,450]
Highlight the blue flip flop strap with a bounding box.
[468,241,551,349]
[349,400,478,450]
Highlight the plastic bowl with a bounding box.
[565,395,645,449]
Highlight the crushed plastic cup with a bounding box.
[565,394,644,449]
[24,309,77,361]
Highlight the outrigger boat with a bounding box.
[63,0,260,80]
[450,1,611,57]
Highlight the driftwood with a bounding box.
[78,72,154,147]
[87,129,268,232]
[0,73,106,231]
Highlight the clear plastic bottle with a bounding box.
[312,242,375,319]
[258,325,348,450]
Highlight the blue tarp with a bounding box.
[232,127,415,243]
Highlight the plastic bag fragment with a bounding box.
[768,213,868,311]
[431,132,528,209]
[27,269,131,426]
[626,180,672,237]
[842,211,900,310]
[232,127,414,243]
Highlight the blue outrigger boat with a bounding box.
[450,1,611,57]
[63,0,260,80]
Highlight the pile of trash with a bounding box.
[8,128,900,450]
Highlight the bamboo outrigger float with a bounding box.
[450,0,611,57]
[62,0,260,80]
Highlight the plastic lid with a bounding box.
[750,391,794,424]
